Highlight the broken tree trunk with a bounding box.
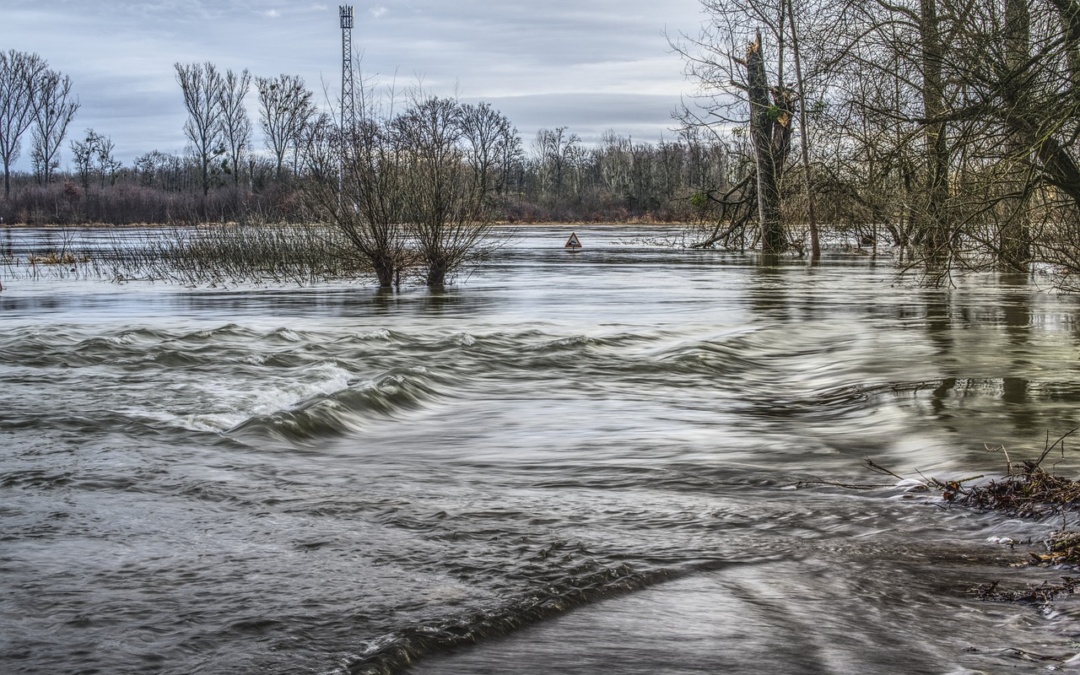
[745,31,794,254]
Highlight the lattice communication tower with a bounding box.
[340,5,355,134]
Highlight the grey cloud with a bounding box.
[476,93,681,146]
[9,0,704,169]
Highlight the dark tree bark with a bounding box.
[745,31,793,254]
[1001,0,1032,269]
[919,0,950,254]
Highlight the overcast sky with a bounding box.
[6,0,707,171]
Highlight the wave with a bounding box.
[229,368,446,442]
[341,564,675,675]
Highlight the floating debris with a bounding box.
[949,466,1080,517]
[972,577,1079,603]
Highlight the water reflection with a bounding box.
[747,259,789,319]
[922,290,954,362]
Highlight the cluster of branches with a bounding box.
[0,50,78,197]
[674,0,1080,281]
[174,62,319,196]
[302,89,520,287]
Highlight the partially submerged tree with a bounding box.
[304,106,409,288]
[302,85,498,288]
[396,95,495,286]
[673,0,802,253]
[742,30,794,253]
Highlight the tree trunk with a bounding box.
[745,31,792,254]
[785,0,819,260]
[919,0,950,255]
[1001,0,1031,270]
[1048,0,1080,83]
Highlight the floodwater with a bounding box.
[3,225,1080,674]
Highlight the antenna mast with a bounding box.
[340,5,355,134]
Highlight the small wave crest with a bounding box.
[229,368,444,442]
[343,563,673,675]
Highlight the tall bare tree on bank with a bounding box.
[256,74,316,180]
[219,68,251,187]
[534,127,580,207]
[0,50,47,198]
[30,69,79,185]
[175,62,224,196]
[70,129,99,190]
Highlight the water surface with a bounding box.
[3,225,1080,674]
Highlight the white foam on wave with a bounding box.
[132,360,359,434]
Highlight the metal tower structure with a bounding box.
[340,5,355,134]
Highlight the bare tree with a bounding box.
[396,95,494,286]
[917,0,951,255]
[533,127,580,207]
[999,0,1032,269]
[0,50,46,198]
[175,62,225,196]
[673,0,799,253]
[219,68,251,187]
[256,74,315,180]
[459,101,520,197]
[30,69,79,185]
[303,93,410,288]
[785,0,819,258]
[94,133,120,188]
[70,129,100,190]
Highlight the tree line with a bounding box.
[9,0,1080,286]
[0,50,735,228]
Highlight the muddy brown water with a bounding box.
[3,225,1080,674]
